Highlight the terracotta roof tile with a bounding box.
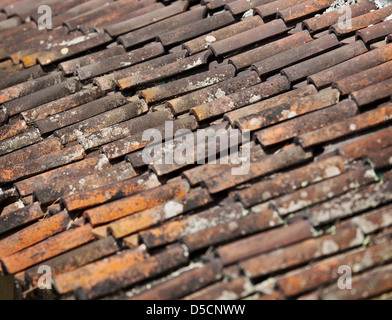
[1,0,392,301]
[330,6,392,37]
[236,155,346,207]
[308,43,392,89]
[131,259,223,300]
[277,241,392,297]
[108,187,212,239]
[307,180,392,226]
[217,220,314,266]
[298,103,392,148]
[140,202,245,249]
[235,88,341,131]
[158,11,235,47]
[255,100,358,147]
[282,40,368,83]
[62,172,161,212]
[168,70,260,115]
[117,50,212,90]
[209,19,289,57]
[0,210,71,258]
[241,225,364,279]
[302,1,376,33]
[319,263,392,299]
[74,244,188,300]
[14,154,109,197]
[53,245,149,295]
[105,1,188,37]
[25,236,120,286]
[183,15,264,55]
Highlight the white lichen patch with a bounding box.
[163,201,184,219]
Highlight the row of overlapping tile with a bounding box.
[0,0,392,300]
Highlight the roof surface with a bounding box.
[0,0,392,300]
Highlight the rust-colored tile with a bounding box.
[333,60,392,95]
[357,20,392,44]
[0,64,44,90]
[242,226,364,278]
[117,50,212,90]
[37,33,113,66]
[4,78,81,116]
[307,180,392,226]
[0,127,41,157]
[25,236,120,286]
[0,210,71,259]
[84,179,190,226]
[0,202,44,236]
[298,103,392,148]
[225,85,317,124]
[338,127,392,161]
[105,1,188,37]
[320,264,392,300]
[141,65,235,103]
[117,5,207,49]
[53,245,148,295]
[80,0,158,34]
[235,88,341,132]
[209,19,289,57]
[14,154,109,197]
[76,42,165,81]
[131,259,223,300]
[168,70,260,115]
[205,145,313,194]
[59,46,125,75]
[308,43,392,89]
[54,98,148,145]
[302,1,376,33]
[95,50,187,91]
[35,92,129,134]
[350,78,392,106]
[277,241,392,297]
[95,2,165,33]
[158,11,235,47]
[282,40,368,83]
[217,220,314,266]
[0,119,27,142]
[78,109,173,150]
[255,100,358,147]
[74,244,188,300]
[0,144,85,185]
[252,33,340,77]
[182,145,266,186]
[330,6,392,37]
[271,167,378,216]
[140,203,245,249]
[62,173,160,212]
[108,188,211,239]
[183,16,264,55]
[21,87,103,124]
[236,155,346,207]
[254,0,308,18]
[101,116,198,160]
[366,145,392,170]
[191,75,290,121]
[227,30,312,70]
[33,161,136,205]
[183,206,282,252]
[277,0,335,24]
[1,225,94,274]
[183,276,254,300]
[346,203,392,235]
